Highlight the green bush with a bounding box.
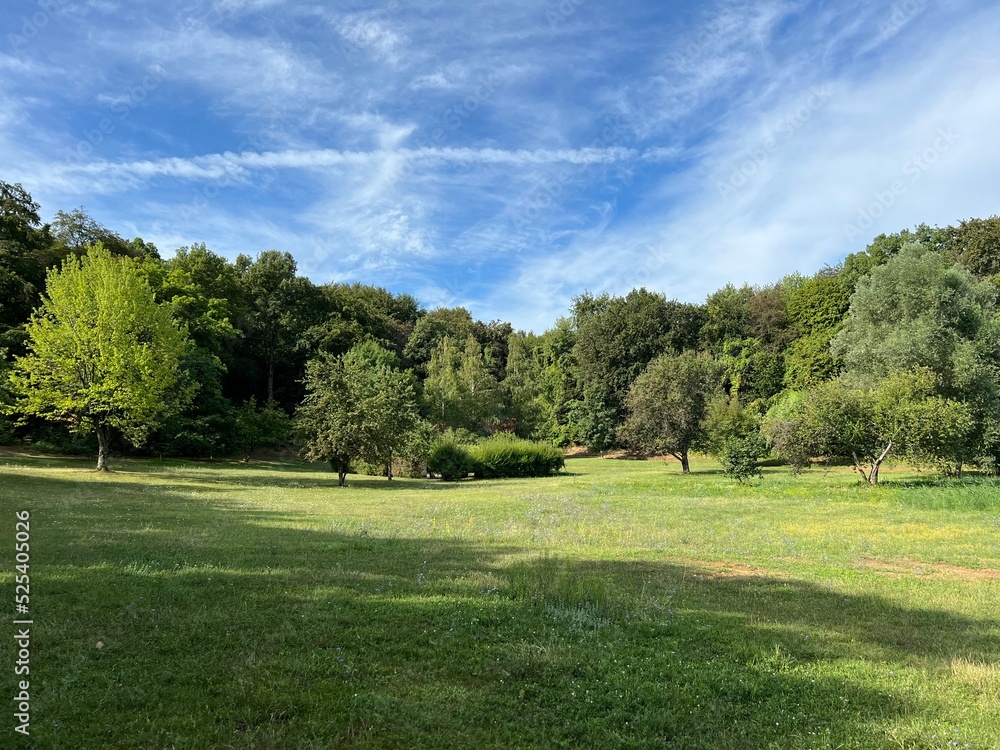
[471,434,565,479]
[718,434,769,482]
[427,439,476,481]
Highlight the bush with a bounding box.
[471,435,565,479]
[427,439,476,481]
[718,434,768,482]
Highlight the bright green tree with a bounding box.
[9,245,192,471]
[422,335,501,432]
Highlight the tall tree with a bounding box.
[830,243,1000,470]
[238,250,315,404]
[403,307,474,370]
[9,246,192,470]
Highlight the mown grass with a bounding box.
[2,451,999,749]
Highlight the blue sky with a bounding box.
[3,0,999,331]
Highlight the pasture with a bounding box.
[2,452,999,748]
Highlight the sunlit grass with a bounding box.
[1,451,999,748]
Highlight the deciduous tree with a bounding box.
[9,246,192,470]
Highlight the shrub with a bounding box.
[718,434,769,482]
[471,435,565,479]
[427,439,476,480]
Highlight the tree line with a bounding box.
[2,179,999,483]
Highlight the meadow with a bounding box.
[2,451,999,749]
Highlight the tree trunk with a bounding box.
[386,448,393,481]
[338,456,348,487]
[95,423,110,472]
[267,348,275,405]
[680,452,690,474]
[866,441,893,486]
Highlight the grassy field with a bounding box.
[2,451,999,749]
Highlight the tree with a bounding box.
[830,243,1000,470]
[422,335,501,432]
[9,246,192,471]
[776,370,971,485]
[574,288,680,428]
[403,307,474,370]
[618,351,723,473]
[703,395,768,481]
[0,181,58,354]
[296,342,419,486]
[941,216,1000,278]
[238,250,316,404]
[51,207,154,259]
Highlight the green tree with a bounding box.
[297,342,419,485]
[777,370,971,485]
[618,351,723,473]
[573,288,681,429]
[422,335,501,432]
[238,250,317,404]
[403,307,474,370]
[9,246,192,471]
[830,243,1000,470]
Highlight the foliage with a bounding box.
[422,335,502,432]
[777,370,972,484]
[703,395,768,481]
[235,397,292,462]
[470,434,565,479]
[618,351,724,473]
[718,434,768,482]
[296,342,419,485]
[573,289,691,426]
[403,307,474,369]
[427,437,476,480]
[8,245,192,470]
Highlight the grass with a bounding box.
[2,450,999,748]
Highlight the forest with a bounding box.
[2,180,999,484]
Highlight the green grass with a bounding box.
[2,451,999,749]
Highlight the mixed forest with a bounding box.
[2,180,999,484]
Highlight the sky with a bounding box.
[2,0,999,331]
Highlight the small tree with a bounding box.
[704,395,768,481]
[296,342,418,486]
[9,246,191,470]
[618,351,723,473]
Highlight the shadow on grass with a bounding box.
[6,470,1000,749]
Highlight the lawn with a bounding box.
[2,451,999,749]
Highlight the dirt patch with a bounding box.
[678,559,781,580]
[858,558,1000,581]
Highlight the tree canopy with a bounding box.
[9,245,192,470]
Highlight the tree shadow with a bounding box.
[7,471,999,749]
